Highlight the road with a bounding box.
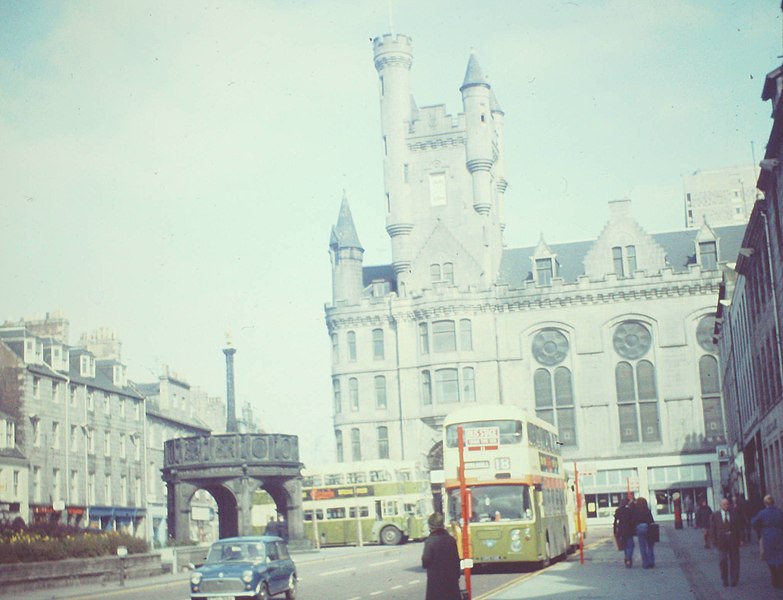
[13,535,590,600]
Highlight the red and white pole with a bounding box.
[458,426,472,599]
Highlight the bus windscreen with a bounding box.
[447,485,533,522]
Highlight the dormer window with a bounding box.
[625,245,637,274]
[699,241,717,271]
[612,247,625,277]
[112,364,126,387]
[430,262,454,285]
[79,355,96,378]
[536,258,553,286]
[612,245,636,278]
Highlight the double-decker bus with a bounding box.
[299,460,431,546]
[443,405,570,566]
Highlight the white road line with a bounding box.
[319,566,357,576]
[408,579,420,584]
[347,597,361,600]
[370,592,383,597]
[391,584,403,589]
[369,559,399,567]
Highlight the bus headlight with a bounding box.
[241,570,254,583]
[510,529,522,553]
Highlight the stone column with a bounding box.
[284,478,304,541]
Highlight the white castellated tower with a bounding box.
[372,34,507,295]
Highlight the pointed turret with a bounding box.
[329,193,365,306]
[460,52,490,91]
[331,192,364,251]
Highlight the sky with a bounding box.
[1,1,781,466]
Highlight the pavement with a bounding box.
[483,523,782,600]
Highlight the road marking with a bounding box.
[409,579,420,584]
[319,566,357,576]
[347,597,361,600]
[391,584,403,589]
[369,559,398,566]
[370,591,383,596]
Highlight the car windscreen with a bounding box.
[206,541,265,563]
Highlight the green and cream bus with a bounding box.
[300,460,431,546]
[443,405,571,567]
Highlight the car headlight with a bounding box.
[510,529,521,541]
[241,570,254,583]
[190,572,203,586]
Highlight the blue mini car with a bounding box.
[190,535,297,599]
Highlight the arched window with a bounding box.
[374,375,387,409]
[532,328,577,445]
[554,367,576,445]
[372,329,385,360]
[333,379,341,414]
[614,323,660,444]
[377,427,389,459]
[615,362,635,403]
[534,368,554,425]
[699,354,724,441]
[351,428,361,461]
[347,331,357,361]
[349,378,359,411]
[335,430,344,463]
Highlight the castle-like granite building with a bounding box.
[324,34,744,521]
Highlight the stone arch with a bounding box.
[163,433,304,545]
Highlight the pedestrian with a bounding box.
[751,494,783,589]
[684,494,695,528]
[421,512,461,600]
[710,497,742,587]
[696,497,713,548]
[613,497,636,568]
[733,494,752,543]
[632,496,655,569]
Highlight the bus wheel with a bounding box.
[380,525,402,545]
[540,534,551,568]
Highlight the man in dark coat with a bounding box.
[710,497,742,587]
[421,512,461,600]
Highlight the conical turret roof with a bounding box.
[330,192,363,251]
[490,89,504,114]
[460,52,490,91]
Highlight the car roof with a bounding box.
[213,536,285,543]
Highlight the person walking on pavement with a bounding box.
[696,497,713,548]
[752,494,783,589]
[614,497,636,568]
[632,496,655,569]
[421,512,461,600]
[710,497,742,587]
[684,494,695,528]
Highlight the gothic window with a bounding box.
[430,264,441,283]
[462,367,476,402]
[374,375,387,409]
[421,371,432,405]
[333,379,341,414]
[614,322,660,444]
[433,320,457,352]
[460,319,473,351]
[351,428,362,461]
[377,426,389,459]
[347,331,357,362]
[373,328,385,360]
[536,258,553,286]
[532,329,576,445]
[335,430,344,462]
[700,241,718,271]
[349,378,359,412]
[699,355,725,441]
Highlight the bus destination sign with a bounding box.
[465,426,500,451]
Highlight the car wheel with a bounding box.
[255,582,269,600]
[285,573,298,599]
[380,525,402,545]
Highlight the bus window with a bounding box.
[304,509,324,521]
[403,503,416,515]
[349,506,370,518]
[382,500,399,517]
[449,485,533,522]
[347,472,367,483]
[302,475,323,487]
[445,420,523,448]
[327,507,346,520]
[397,469,412,482]
[370,470,391,482]
[325,473,344,485]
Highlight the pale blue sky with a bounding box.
[1,1,780,464]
